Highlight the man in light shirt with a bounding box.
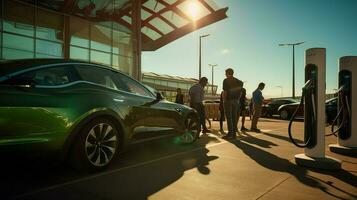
[189,77,209,134]
[251,82,265,133]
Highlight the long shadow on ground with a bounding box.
[225,136,357,200]
[261,130,304,143]
[1,135,219,200]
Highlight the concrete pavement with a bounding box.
[1,118,356,200]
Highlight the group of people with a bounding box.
[218,68,265,139]
[175,68,265,139]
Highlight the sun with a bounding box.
[186,0,201,20]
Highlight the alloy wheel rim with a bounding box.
[181,117,198,143]
[281,111,288,119]
[85,123,118,167]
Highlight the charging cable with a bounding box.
[288,80,315,148]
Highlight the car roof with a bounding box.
[0,59,110,77]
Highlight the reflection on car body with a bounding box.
[0,59,200,171]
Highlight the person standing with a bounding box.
[251,82,265,133]
[175,88,184,104]
[219,91,225,132]
[222,68,243,139]
[237,88,248,131]
[189,77,209,134]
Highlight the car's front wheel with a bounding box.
[70,118,120,171]
[180,115,200,144]
[280,109,290,120]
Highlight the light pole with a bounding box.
[199,34,210,79]
[279,41,305,99]
[276,86,283,97]
[208,64,217,95]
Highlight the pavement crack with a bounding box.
[255,176,291,200]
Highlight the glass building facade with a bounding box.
[0,0,135,75]
[142,72,218,103]
[0,0,227,80]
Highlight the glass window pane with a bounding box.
[161,80,167,86]
[115,72,154,97]
[36,39,63,58]
[162,11,189,28]
[7,65,77,86]
[32,66,76,86]
[154,79,161,85]
[149,18,174,34]
[91,22,111,52]
[36,8,64,42]
[112,54,133,75]
[178,83,186,89]
[141,8,151,20]
[75,66,118,90]
[70,17,89,47]
[143,78,155,84]
[143,0,165,12]
[3,33,34,52]
[3,47,34,59]
[3,1,34,37]
[122,15,132,24]
[36,53,61,58]
[91,50,111,65]
[168,81,177,88]
[141,26,161,40]
[70,46,89,61]
[112,21,132,35]
[113,22,133,56]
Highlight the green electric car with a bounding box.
[0,59,200,171]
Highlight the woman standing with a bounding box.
[175,88,184,104]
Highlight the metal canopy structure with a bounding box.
[24,0,228,51]
[138,0,228,51]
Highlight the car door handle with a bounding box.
[113,98,124,103]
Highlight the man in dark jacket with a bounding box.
[222,68,243,139]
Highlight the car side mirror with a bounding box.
[156,92,163,101]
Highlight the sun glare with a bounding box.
[186,0,201,20]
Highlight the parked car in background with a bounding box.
[261,99,297,117]
[277,97,338,123]
[325,97,338,124]
[0,59,200,171]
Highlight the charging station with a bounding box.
[329,56,357,155]
[288,48,341,169]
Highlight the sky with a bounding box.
[142,0,357,98]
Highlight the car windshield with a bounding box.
[143,84,164,98]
